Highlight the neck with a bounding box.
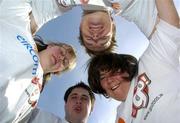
[70,121,85,123]
[66,118,87,123]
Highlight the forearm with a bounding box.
[57,0,106,7]
[30,12,38,35]
[156,0,179,28]
[118,0,158,38]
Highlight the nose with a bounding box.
[107,77,111,84]
[76,98,82,104]
[106,76,115,85]
[91,33,99,41]
[89,25,103,40]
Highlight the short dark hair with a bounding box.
[87,53,138,98]
[64,82,95,108]
[78,11,117,56]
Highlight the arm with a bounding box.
[109,0,158,38]
[155,0,179,28]
[31,0,107,32]
[57,0,108,7]
[29,12,38,35]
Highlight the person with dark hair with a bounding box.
[87,0,180,123]
[88,53,138,99]
[27,82,95,123]
[63,82,95,123]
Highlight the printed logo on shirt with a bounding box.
[144,93,163,120]
[118,117,125,123]
[132,73,151,118]
[17,35,39,75]
[26,77,42,107]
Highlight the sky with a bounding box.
[37,1,180,123]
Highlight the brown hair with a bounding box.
[79,11,117,56]
[87,53,138,97]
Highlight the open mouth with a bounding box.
[74,106,82,113]
[111,83,120,91]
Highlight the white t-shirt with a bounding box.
[0,0,115,122]
[0,0,70,122]
[26,108,71,123]
[0,22,43,123]
[116,19,180,123]
[26,108,62,123]
[106,0,158,38]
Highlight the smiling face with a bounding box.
[65,87,92,123]
[80,11,113,52]
[100,70,131,101]
[39,44,73,74]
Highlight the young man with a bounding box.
[27,82,95,123]
[63,82,95,123]
[87,0,180,123]
[79,0,160,55]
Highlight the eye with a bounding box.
[100,70,111,81]
[81,96,89,101]
[86,37,91,40]
[102,36,108,40]
[60,50,66,56]
[100,75,106,81]
[71,96,77,100]
[85,38,93,43]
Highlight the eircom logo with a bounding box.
[17,35,39,75]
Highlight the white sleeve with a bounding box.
[151,19,180,67]
[31,0,72,29]
[140,19,180,77]
[115,104,122,123]
[28,108,62,123]
[108,0,158,38]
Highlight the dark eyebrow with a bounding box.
[81,94,89,98]
[70,93,89,98]
[100,70,111,80]
[69,93,78,97]
[100,73,105,80]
